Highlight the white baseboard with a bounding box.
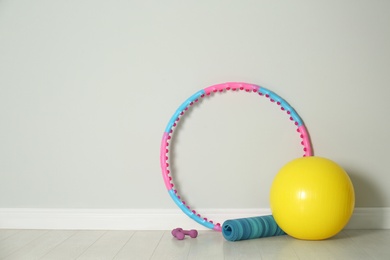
[345,207,390,229]
[0,207,388,230]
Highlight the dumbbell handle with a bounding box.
[180,229,198,238]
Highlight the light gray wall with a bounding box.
[1,0,389,210]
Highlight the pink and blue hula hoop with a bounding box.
[160,82,313,231]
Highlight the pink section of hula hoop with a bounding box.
[213,224,222,232]
[204,82,259,94]
[160,132,172,190]
[298,125,313,156]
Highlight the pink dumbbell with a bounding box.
[171,228,198,240]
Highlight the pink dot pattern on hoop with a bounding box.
[160,82,313,231]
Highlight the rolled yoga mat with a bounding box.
[222,215,286,241]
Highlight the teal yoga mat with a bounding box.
[222,215,286,241]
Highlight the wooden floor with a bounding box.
[0,229,389,259]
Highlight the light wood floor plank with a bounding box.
[76,230,134,260]
[222,238,262,260]
[0,230,48,259]
[3,230,76,260]
[345,229,390,259]
[150,231,192,260]
[0,229,388,259]
[288,231,371,260]
[113,230,164,260]
[258,234,299,259]
[40,230,106,260]
[187,231,225,260]
[0,230,21,242]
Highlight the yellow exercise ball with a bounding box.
[270,156,355,240]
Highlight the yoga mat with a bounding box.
[222,215,286,241]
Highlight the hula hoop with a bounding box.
[160,82,313,231]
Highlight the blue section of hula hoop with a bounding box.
[164,90,205,133]
[168,189,215,229]
[258,87,303,126]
